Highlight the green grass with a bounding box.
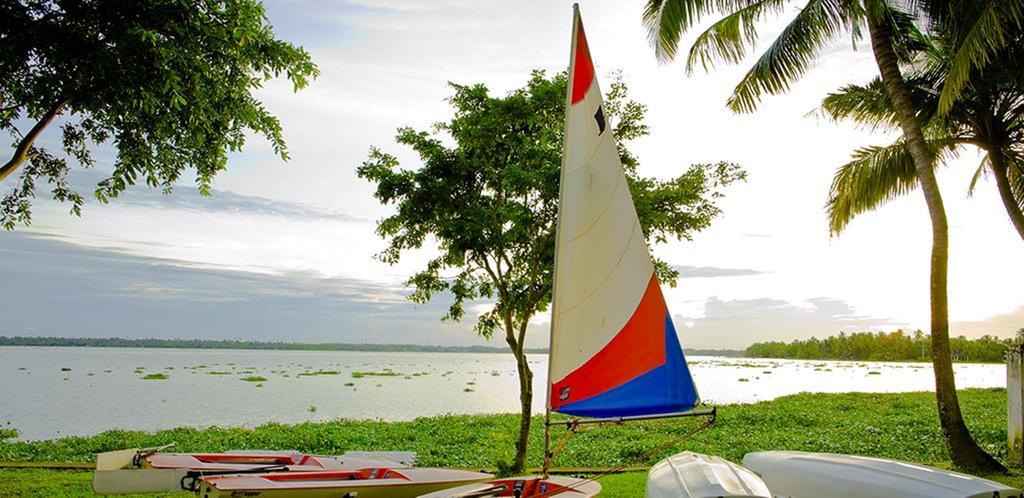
[0,389,1017,497]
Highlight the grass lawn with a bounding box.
[0,388,1017,496]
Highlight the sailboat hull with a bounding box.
[92,448,413,494]
[417,475,600,497]
[197,468,494,498]
[743,451,1022,498]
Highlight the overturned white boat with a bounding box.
[646,452,771,498]
[743,451,1022,498]
[92,446,414,494]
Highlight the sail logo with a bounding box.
[559,386,571,401]
[594,106,605,135]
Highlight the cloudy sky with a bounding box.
[2,0,1021,349]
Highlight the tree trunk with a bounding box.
[987,150,1024,241]
[509,339,534,474]
[867,10,1005,472]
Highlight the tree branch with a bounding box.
[0,99,67,183]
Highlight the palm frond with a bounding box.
[684,0,787,73]
[643,0,765,63]
[1007,151,1024,212]
[827,137,958,235]
[643,0,713,63]
[967,153,989,197]
[819,77,898,130]
[939,0,1024,114]
[726,0,852,113]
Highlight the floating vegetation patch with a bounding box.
[142,373,169,380]
[60,368,71,372]
[463,387,474,392]
[241,376,268,383]
[207,371,233,375]
[298,370,341,377]
[309,406,317,413]
[351,371,401,378]
[738,378,749,382]
[868,371,882,375]
[0,427,18,441]
[344,382,355,387]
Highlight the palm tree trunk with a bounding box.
[987,150,1024,241]
[866,9,1004,472]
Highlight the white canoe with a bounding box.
[646,451,771,498]
[92,448,412,494]
[197,467,493,498]
[743,451,1022,498]
[418,475,601,497]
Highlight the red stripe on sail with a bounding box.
[571,20,595,105]
[551,274,667,410]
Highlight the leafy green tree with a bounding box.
[821,19,1024,240]
[746,329,1011,363]
[642,0,1007,470]
[0,0,318,228]
[358,71,744,472]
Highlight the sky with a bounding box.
[1,0,1021,349]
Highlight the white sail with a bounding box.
[548,6,698,418]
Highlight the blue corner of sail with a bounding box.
[556,313,699,418]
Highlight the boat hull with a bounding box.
[646,451,771,498]
[417,475,601,497]
[198,468,494,498]
[92,448,412,494]
[743,451,1022,498]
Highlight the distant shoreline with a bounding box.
[0,336,745,357]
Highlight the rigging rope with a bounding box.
[533,412,716,498]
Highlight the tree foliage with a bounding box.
[641,0,1012,471]
[820,14,1024,238]
[359,71,744,343]
[0,0,318,228]
[747,329,1012,363]
[358,70,744,470]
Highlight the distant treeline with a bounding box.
[0,336,548,354]
[746,330,1016,363]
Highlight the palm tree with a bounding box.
[642,0,1013,471]
[822,26,1024,240]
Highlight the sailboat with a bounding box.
[91,445,427,494]
[420,5,712,497]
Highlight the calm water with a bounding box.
[0,347,1006,440]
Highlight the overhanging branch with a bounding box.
[0,99,67,183]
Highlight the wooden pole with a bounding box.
[1008,344,1024,467]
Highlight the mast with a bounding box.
[543,3,580,479]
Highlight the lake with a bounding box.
[0,347,1006,440]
